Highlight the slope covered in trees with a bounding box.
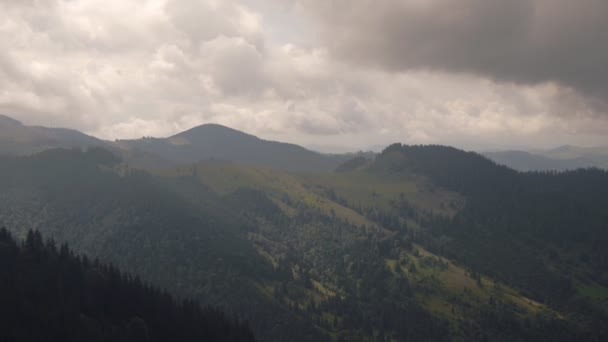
[0,148,322,341]
[167,161,598,341]
[375,144,608,301]
[353,144,608,338]
[0,228,254,342]
[1,145,607,340]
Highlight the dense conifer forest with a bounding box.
[0,228,255,342]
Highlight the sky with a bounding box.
[1,0,607,152]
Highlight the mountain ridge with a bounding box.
[0,138,607,340]
[0,115,351,172]
[2,113,608,174]
[113,121,355,172]
[0,114,102,155]
[484,149,608,171]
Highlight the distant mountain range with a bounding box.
[2,114,607,172]
[483,146,608,171]
[0,114,102,155]
[0,114,356,172]
[483,150,593,172]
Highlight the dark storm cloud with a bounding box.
[304,0,608,100]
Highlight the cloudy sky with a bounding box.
[1,0,607,152]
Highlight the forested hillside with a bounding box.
[0,228,254,342]
[376,144,608,301]
[357,144,608,338]
[165,159,604,341]
[1,146,607,341]
[0,148,322,341]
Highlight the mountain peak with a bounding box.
[171,123,258,141]
[117,122,352,172]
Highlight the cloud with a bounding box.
[200,36,267,96]
[299,0,608,102]
[0,0,607,151]
[165,0,263,47]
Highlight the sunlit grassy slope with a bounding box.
[162,161,556,335]
[168,160,462,217]
[166,162,382,228]
[391,246,550,322]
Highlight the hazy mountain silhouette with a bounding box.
[6,113,605,173]
[0,115,354,171]
[115,123,352,172]
[0,114,102,154]
[540,145,608,166]
[482,150,595,171]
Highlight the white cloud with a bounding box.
[0,0,606,151]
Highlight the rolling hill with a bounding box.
[367,144,608,306]
[0,114,359,172]
[483,150,593,171]
[0,114,103,155]
[115,123,352,172]
[484,147,608,171]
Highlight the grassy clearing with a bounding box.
[166,162,382,228]
[424,296,459,320]
[392,245,550,320]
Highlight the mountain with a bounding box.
[3,147,606,340]
[0,228,255,342]
[115,123,352,172]
[0,114,359,172]
[484,147,608,171]
[0,114,103,154]
[4,113,607,174]
[541,145,608,160]
[482,150,593,171]
[0,148,325,341]
[2,116,608,339]
[367,144,608,305]
[540,145,608,169]
[0,114,179,170]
